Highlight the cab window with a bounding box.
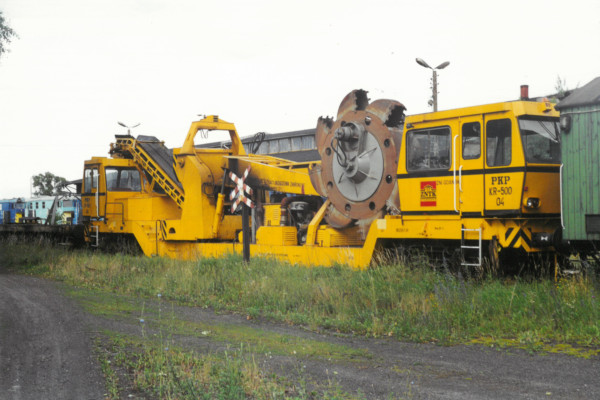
[518,117,560,164]
[486,119,511,167]
[462,122,481,159]
[407,127,451,171]
[84,168,98,193]
[106,167,142,191]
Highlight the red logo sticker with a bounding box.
[420,181,437,207]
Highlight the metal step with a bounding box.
[89,225,99,247]
[461,226,482,267]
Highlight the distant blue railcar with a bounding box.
[58,197,81,225]
[0,196,81,225]
[0,198,26,223]
[23,196,81,224]
[24,196,56,222]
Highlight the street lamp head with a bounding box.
[415,58,432,69]
[416,58,450,112]
[436,61,450,70]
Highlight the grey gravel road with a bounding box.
[1,271,599,400]
[0,273,105,400]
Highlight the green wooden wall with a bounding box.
[561,105,600,240]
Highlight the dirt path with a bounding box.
[127,297,600,399]
[0,274,106,400]
[1,272,599,399]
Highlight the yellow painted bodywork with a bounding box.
[394,100,560,249]
[255,226,298,246]
[83,116,373,268]
[82,100,561,269]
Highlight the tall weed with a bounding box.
[2,240,599,346]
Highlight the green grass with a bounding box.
[69,287,371,362]
[2,240,599,352]
[96,322,370,400]
[95,337,120,398]
[96,331,359,400]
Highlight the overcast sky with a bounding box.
[1,0,599,198]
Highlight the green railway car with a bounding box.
[556,77,600,245]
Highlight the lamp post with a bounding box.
[416,58,450,112]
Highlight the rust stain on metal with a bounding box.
[313,90,405,225]
[315,116,333,151]
[365,99,406,127]
[337,89,369,120]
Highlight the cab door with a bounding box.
[484,117,524,215]
[401,124,459,216]
[458,117,484,217]
[82,164,105,219]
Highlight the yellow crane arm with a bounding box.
[226,155,320,196]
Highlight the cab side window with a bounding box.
[486,119,511,167]
[462,122,481,159]
[84,168,99,193]
[106,168,142,192]
[407,127,451,171]
[84,169,91,193]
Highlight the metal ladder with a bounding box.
[461,226,482,267]
[89,225,100,248]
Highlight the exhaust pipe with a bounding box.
[520,85,529,100]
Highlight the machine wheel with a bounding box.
[488,236,500,274]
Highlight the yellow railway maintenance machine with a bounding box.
[82,91,561,269]
[82,116,356,266]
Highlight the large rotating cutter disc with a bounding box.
[320,110,398,221]
[331,131,383,202]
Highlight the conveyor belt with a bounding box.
[136,135,182,189]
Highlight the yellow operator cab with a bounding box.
[373,99,561,266]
